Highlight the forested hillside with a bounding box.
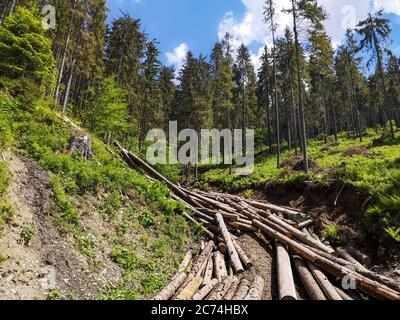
[0,0,399,301]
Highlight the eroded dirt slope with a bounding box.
[0,152,120,300]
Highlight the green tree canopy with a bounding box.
[0,6,55,89]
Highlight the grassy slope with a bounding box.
[0,93,199,299]
[198,132,400,241]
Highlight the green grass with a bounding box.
[197,130,400,242]
[0,92,195,299]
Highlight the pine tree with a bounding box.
[0,5,55,96]
[159,65,176,130]
[357,9,395,138]
[257,46,273,151]
[234,44,257,146]
[286,0,327,173]
[138,40,163,152]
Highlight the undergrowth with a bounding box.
[0,92,195,299]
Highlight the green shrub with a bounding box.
[0,199,14,232]
[0,253,7,264]
[110,246,138,272]
[20,223,37,246]
[139,210,155,228]
[0,161,11,197]
[323,224,340,241]
[52,177,80,225]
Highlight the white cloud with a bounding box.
[166,43,189,71]
[217,0,400,67]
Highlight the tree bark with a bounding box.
[276,241,297,300]
[291,0,309,173]
[293,255,326,300]
[175,276,204,300]
[153,250,193,300]
[0,0,9,24]
[215,213,244,274]
[245,276,265,300]
[213,251,228,282]
[223,277,240,300]
[346,246,371,267]
[62,56,77,114]
[193,279,218,300]
[232,278,251,300]
[206,277,234,300]
[253,219,400,300]
[55,11,75,101]
[8,0,15,17]
[306,261,342,300]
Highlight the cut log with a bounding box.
[335,287,354,300]
[232,279,251,300]
[176,241,214,296]
[296,219,314,230]
[207,277,234,300]
[265,213,335,254]
[336,247,369,272]
[176,250,193,274]
[245,276,265,300]
[346,246,372,266]
[253,220,400,300]
[153,273,188,300]
[292,255,326,300]
[193,279,219,300]
[249,200,306,218]
[224,277,240,300]
[213,251,228,282]
[175,276,204,300]
[276,241,297,300]
[232,238,253,269]
[301,242,400,293]
[203,256,214,284]
[215,213,244,274]
[306,262,342,300]
[227,221,257,232]
[153,250,193,300]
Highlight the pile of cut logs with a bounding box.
[115,142,400,301]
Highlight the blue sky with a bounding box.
[106,0,400,73]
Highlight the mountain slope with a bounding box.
[0,93,195,300]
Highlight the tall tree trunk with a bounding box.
[290,69,299,155]
[242,79,246,154]
[8,0,16,17]
[0,0,9,24]
[270,12,280,168]
[291,0,309,173]
[228,107,233,175]
[62,57,77,114]
[373,31,395,139]
[346,52,363,142]
[328,87,338,142]
[139,91,148,154]
[55,12,74,101]
[266,88,272,152]
[286,101,292,152]
[321,97,328,144]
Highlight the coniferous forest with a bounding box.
[0,0,399,302]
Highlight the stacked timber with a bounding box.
[115,143,400,301]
